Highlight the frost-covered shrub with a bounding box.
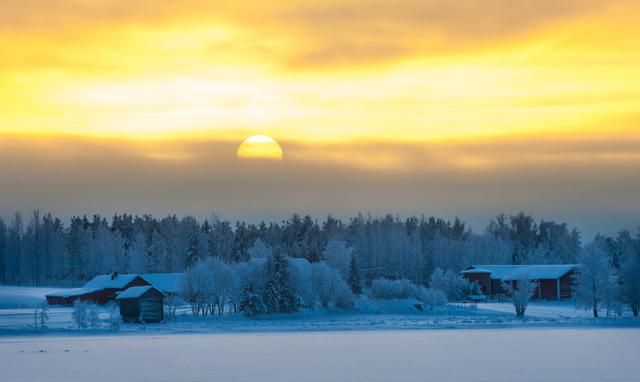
[312,262,355,310]
[370,278,418,300]
[33,303,50,331]
[429,268,473,301]
[417,287,448,310]
[72,301,89,329]
[88,306,100,328]
[107,302,120,330]
[334,283,356,310]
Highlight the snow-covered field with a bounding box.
[0,286,63,308]
[1,286,639,381]
[0,285,638,335]
[1,328,639,382]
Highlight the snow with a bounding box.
[466,264,579,280]
[116,286,164,299]
[44,274,143,299]
[0,286,71,308]
[141,273,183,294]
[83,274,141,290]
[1,329,639,382]
[45,287,100,298]
[475,301,595,319]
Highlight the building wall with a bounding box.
[559,270,576,300]
[119,299,140,323]
[538,279,558,300]
[119,290,164,323]
[139,298,163,323]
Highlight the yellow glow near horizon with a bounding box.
[0,1,639,149]
[237,135,284,160]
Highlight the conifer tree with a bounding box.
[348,255,362,295]
[239,281,265,316]
[263,250,299,313]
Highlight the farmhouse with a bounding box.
[46,272,183,305]
[116,285,166,323]
[461,264,579,300]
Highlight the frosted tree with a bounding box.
[417,287,448,310]
[33,303,49,331]
[107,302,120,330]
[429,268,472,301]
[501,274,538,317]
[248,238,272,259]
[620,249,640,316]
[574,242,614,317]
[39,303,50,330]
[181,263,210,316]
[204,258,239,315]
[88,306,100,328]
[73,301,89,329]
[323,239,352,279]
[312,262,355,309]
[371,278,418,299]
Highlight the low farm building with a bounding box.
[46,272,183,305]
[461,264,579,300]
[116,285,166,323]
[45,273,149,305]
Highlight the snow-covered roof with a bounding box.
[83,274,142,290]
[116,286,165,300]
[46,287,101,298]
[141,273,183,294]
[466,264,579,280]
[460,268,492,274]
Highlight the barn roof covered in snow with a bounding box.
[141,273,183,294]
[83,274,143,290]
[46,287,101,298]
[46,274,143,298]
[116,285,166,299]
[462,264,579,280]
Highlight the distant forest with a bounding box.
[0,211,636,286]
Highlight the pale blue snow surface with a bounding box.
[1,329,639,382]
[0,286,67,308]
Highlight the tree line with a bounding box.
[0,210,636,291]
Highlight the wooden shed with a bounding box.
[116,286,166,323]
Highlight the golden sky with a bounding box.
[0,0,639,235]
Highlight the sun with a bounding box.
[236,135,283,160]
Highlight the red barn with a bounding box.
[46,273,150,305]
[461,264,579,301]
